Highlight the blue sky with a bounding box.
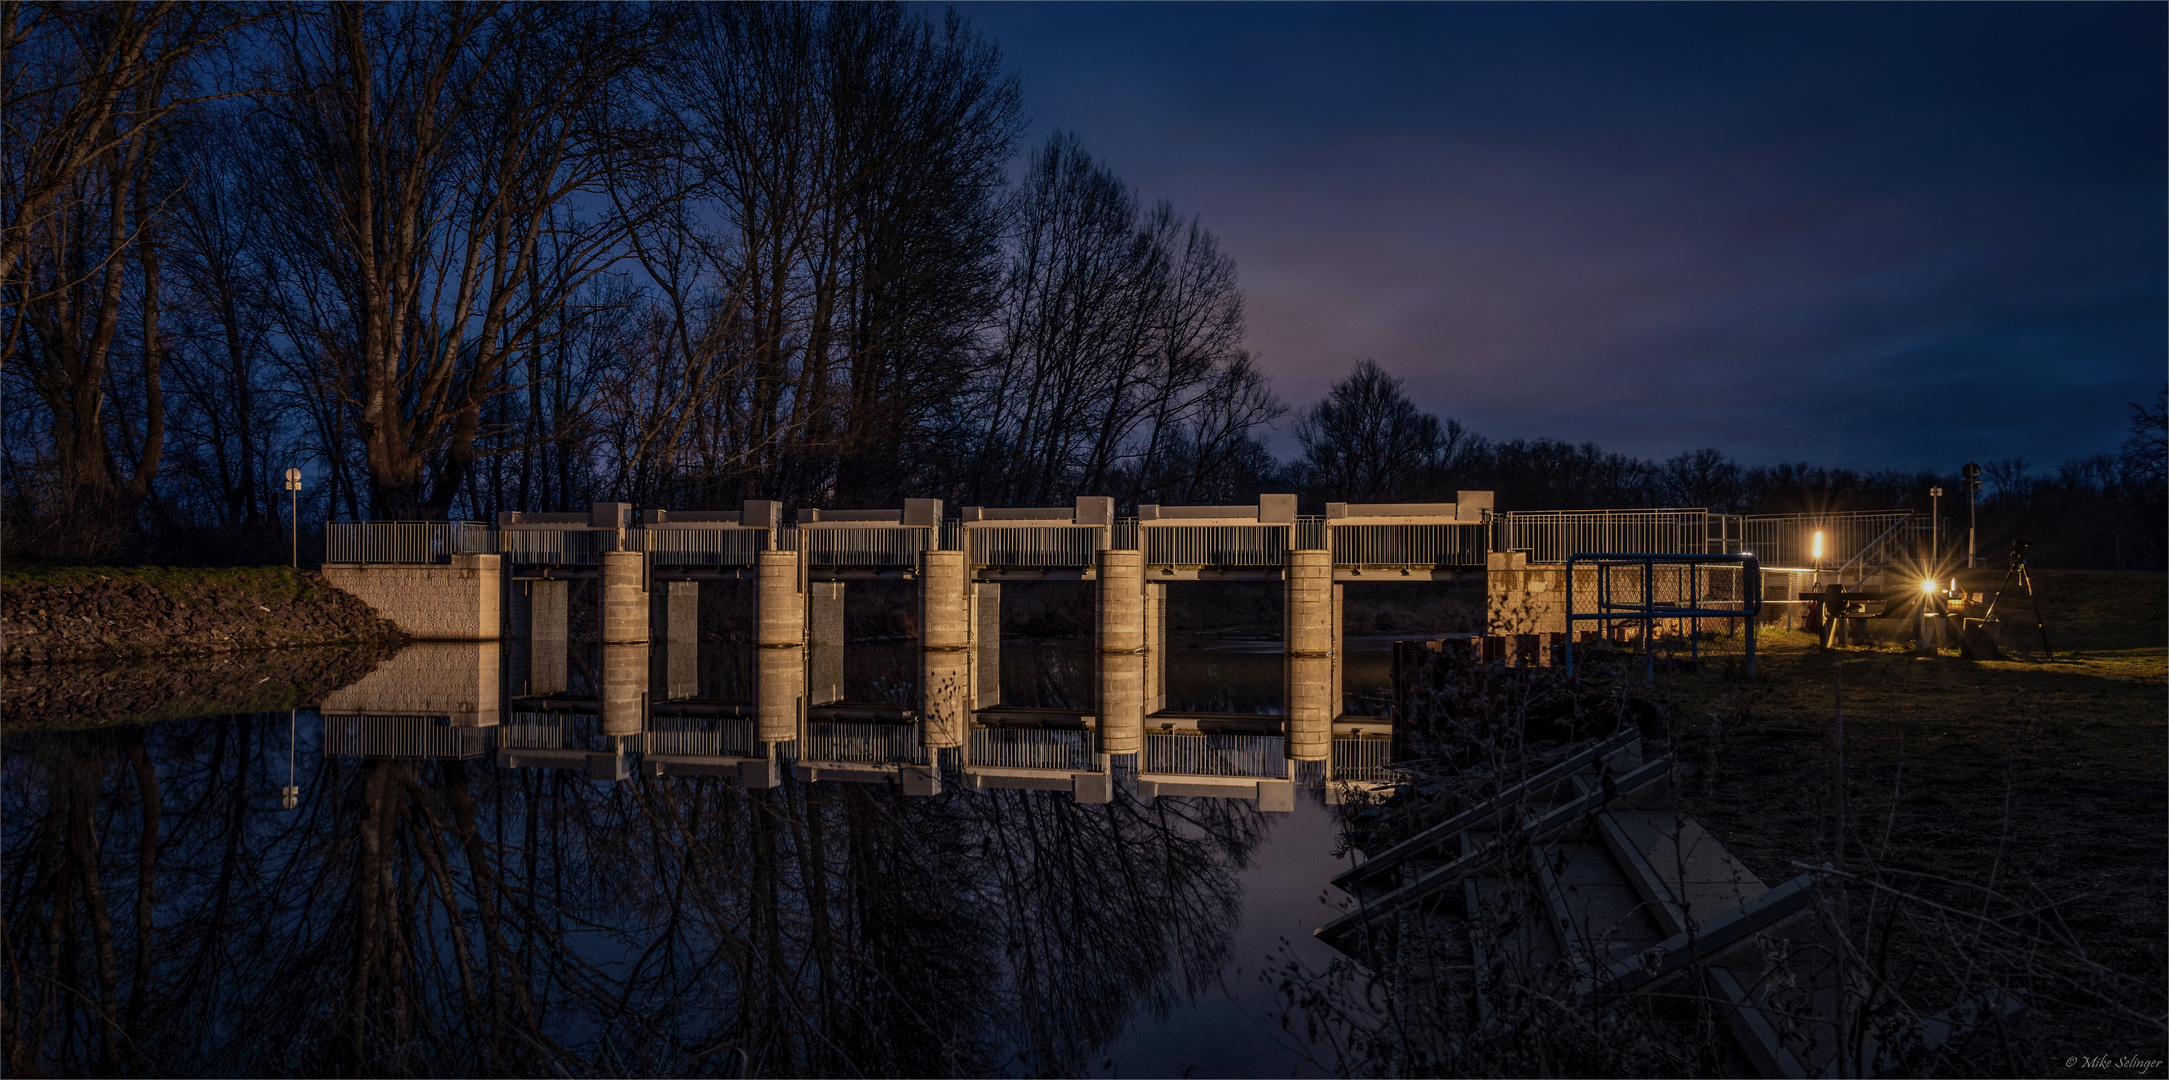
[948,2,2165,472]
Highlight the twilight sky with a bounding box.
[949,1,2166,473]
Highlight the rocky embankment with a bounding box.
[2,567,405,666]
[2,642,406,728]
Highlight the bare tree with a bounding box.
[254,2,661,519]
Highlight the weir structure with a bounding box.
[320,496,1921,806]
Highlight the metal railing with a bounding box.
[325,521,491,565]
[1332,523,1487,569]
[1142,524,1288,569]
[968,727,1099,770]
[644,716,758,758]
[1831,513,1920,587]
[1490,510,1713,563]
[1142,732,1289,778]
[967,525,1105,568]
[1295,515,1328,551]
[1332,735,1395,783]
[796,527,936,569]
[1737,511,1915,574]
[1111,517,1139,551]
[322,715,492,759]
[499,528,615,566]
[801,721,931,765]
[636,527,767,567]
[500,712,596,750]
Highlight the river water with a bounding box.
[1,583,1474,1076]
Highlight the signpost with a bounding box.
[285,468,303,568]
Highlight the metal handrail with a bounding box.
[966,524,1105,568]
[324,521,491,565]
[802,720,931,765]
[796,526,935,569]
[1141,524,1287,569]
[1141,731,1289,778]
[968,727,1099,770]
[1331,523,1486,569]
[499,527,615,566]
[1489,510,1712,563]
[635,527,767,567]
[1832,513,1917,587]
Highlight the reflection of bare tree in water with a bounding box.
[4,714,1269,1077]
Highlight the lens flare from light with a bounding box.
[1812,531,1825,560]
[1922,578,1936,594]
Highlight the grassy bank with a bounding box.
[2,565,405,665]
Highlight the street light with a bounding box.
[1961,462,1982,569]
[1928,486,1942,567]
[284,468,303,569]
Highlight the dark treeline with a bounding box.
[5,2,2161,570]
[3,714,1265,1076]
[1287,361,2167,570]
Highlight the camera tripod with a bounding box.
[1960,542,2053,660]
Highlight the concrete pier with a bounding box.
[660,581,697,700]
[756,645,804,746]
[809,581,845,706]
[600,550,648,644]
[1097,549,1145,754]
[756,550,804,646]
[601,642,648,738]
[920,549,969,749]
[1285,548,1334,761]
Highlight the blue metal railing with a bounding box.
[1564,553,1761,679]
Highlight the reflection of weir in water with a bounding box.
[1,706,1280,1077]
[315,639,1395,810]
[321,714,491,759]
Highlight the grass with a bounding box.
[1651,569,2167,1072]
[1305,568,2166,1076]
[1,564,323,606]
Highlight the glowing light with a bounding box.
[1811,531,1825,560]
[1921,578,1936,594]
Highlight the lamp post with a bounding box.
[1928,486,1942,567]
[1961,462,1981,569]
[281,709,300,811]
[284,467,303,568]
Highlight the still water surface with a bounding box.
[2,635,1377,1077]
